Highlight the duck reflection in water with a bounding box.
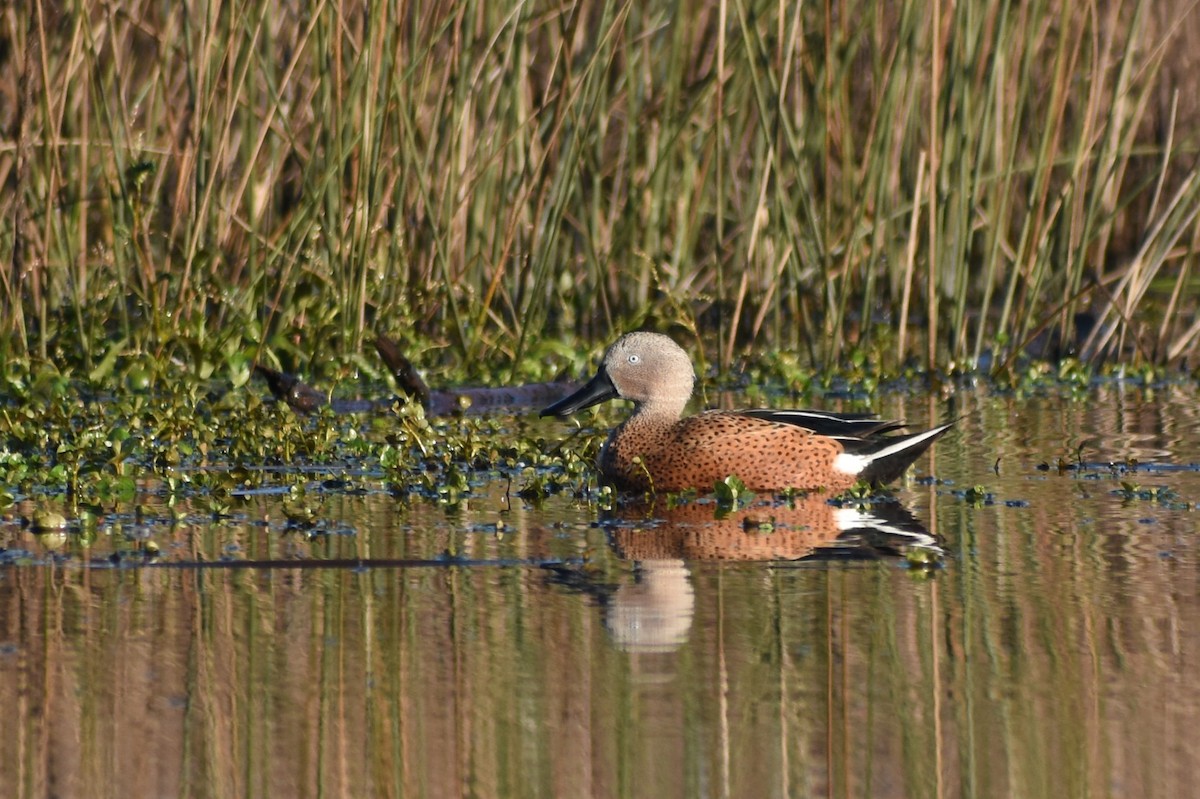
[547,493,942,654]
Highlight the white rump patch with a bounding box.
[833,452,869,475]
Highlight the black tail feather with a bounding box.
[850,422,955,485]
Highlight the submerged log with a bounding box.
[255,336,579,417]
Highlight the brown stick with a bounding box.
[256,336,578,417]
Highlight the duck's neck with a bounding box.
[631,393,690,422]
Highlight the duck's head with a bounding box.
[540,332,696,418]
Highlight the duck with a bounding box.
[541,332,953,493]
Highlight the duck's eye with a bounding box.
[628,354,641,364]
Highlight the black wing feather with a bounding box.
[737,409,907,438]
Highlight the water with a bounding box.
[3,384,1200,798]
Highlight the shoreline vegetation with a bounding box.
[3,1,1200,388]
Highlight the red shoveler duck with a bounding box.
[541,332,953,493]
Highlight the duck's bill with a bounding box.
[540,369,619,417]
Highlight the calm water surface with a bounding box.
[3,385,1200,798]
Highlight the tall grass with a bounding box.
[2,0,1200,377]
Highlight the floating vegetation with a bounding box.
[961,485,994,506]
[0,354,597,520]
[713,475,756,513]
[1114,483,1185,507]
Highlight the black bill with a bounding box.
[540,368,619,417]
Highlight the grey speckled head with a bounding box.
[598,332,696,416]
[540,332,696,419]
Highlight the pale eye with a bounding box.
[628,354,641,364]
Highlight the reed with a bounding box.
[2,0,1199,377]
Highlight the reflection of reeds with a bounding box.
[3,2,1200,369]
[1,412,1200,798]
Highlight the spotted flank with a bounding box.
[541,332,953,493]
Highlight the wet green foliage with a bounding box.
[1115,482,1186,507]
[0,353,612,535]
[713,475,756,514]
[961,485,995,507]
